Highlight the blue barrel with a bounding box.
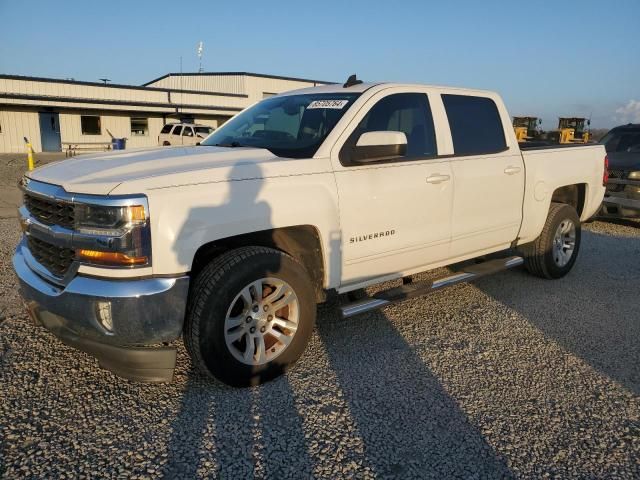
[112,138,126,150]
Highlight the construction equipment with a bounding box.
[556,117,591,143]
[512,116,542,142]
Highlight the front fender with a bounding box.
[148,173,342,288]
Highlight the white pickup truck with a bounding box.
[14,77,607,386]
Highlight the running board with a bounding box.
[340,256,524,318]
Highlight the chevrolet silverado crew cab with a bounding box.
[14,77,607,387]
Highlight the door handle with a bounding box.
[426,174,451,184]
[504,166,522,175]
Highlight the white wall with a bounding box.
[0,108,231,153]
[0,110,42,153]
[58,112,169,149]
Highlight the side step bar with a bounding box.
[340,256,524,318]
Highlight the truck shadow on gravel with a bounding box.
[161,371,315,478]
[475,229,640,395]
[313,304,514,479]
[162,305,514,479]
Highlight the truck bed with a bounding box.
[519,142,599,150]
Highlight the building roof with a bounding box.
[0,74,247,98]
[142,71,334,86]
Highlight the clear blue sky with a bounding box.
[1,0,639,129]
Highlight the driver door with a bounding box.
[331,91,453,286]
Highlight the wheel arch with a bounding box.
[190,225,327,302]
[551,183,587,217]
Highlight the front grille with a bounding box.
[27,236,75,277]
[24,193,75,229]
[608,169,626,180]
[606,184,625,193]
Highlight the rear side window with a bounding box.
[171,125,183,135]
[352,93,437,158]
[601,130,640,153]
[160,124,173,134]
[442,94,506,155]
[182,127,194,137]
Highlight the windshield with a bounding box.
[600,129,640,153]
[195,126,213,136]
[201,93,360,158]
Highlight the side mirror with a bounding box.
[352,131,407,163]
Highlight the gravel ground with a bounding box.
[0,154,65,219]
[0,168,638,477]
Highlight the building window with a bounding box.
[81,116,101,135]
[130,117,148,136]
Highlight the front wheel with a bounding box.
[522,202,581,279]
[184,246,316,387]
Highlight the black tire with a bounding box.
[163,141,170,146]
[184,246,316,387]
[522,202,581,279]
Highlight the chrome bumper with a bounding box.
[601,194,640,218]
[13,242,189,382]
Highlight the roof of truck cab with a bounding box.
[280,82,496,96]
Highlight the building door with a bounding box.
[39,112,61,151]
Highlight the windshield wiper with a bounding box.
[212,141,245,148]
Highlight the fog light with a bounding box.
[96,301,113,332]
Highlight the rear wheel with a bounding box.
[184,246,316,387]
[522,202,581,279]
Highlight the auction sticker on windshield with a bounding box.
[307,100,349,109]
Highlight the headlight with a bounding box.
[628,171,640,180]
[75,204,146,235]
[74,202,151,267]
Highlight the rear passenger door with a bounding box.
[441,94,524,258]
[332,90,454,286]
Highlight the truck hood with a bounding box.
[27,146,330,195]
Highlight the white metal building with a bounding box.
[0,72,330,153]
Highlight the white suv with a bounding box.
[158,123,214,146]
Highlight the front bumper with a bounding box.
[601,194,640,218]
[13,243,189,382]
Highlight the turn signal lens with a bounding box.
[127,205,147,223]
[603,155,609,186]
[77,249,147,266]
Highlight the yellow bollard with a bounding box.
[23,137,34,171]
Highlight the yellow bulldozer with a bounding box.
[553,117,591,143]
[512,116,542,142]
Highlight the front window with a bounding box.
[201,93,361,158]
[195,126,213,137]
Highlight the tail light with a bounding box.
[603,155,609,186]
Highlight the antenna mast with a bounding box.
[197,41,204,73]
